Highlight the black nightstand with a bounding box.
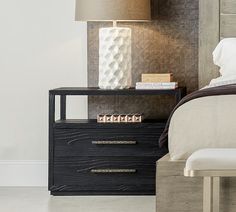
[49,87,186,196]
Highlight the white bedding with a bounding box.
[207,38,236,88]
[213,38,236,77]
[169,95,236,160]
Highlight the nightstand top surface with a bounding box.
[49,87,186,96]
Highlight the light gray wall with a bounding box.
[0,0,87,160]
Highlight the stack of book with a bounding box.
[136,73,178,90]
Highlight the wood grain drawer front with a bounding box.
[54,128,166,157]
[52,157,157,192]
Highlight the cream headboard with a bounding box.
[199,0,236,88]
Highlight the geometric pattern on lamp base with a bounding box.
[99,27,132,89]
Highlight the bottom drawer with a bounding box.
[50,157,158,194]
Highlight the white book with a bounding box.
[136,82,178,90]
[136,82,178,86]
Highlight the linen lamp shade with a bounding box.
[75,0,151,22]
[75,0,151,89]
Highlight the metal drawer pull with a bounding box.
[90,169,137,173]
[92,141,137,145]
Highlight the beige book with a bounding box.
[142,73,173,83]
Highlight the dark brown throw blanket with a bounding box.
[159,84,236,148]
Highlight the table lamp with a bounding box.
[75,0,151,89]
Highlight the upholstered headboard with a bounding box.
[199,0,236,88]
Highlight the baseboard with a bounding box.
[0,160,48,186]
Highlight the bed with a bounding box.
[156,0,236,211]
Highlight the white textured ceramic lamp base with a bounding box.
[99,27,132,90]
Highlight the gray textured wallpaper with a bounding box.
[87,0,199,119]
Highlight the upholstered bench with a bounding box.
[184,149,236,212]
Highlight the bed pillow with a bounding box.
[213,38,236,77]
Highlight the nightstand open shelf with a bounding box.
[54,119,167,128]
[49,87,186,196]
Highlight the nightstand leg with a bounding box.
[60,95,66,120]
[49,93,55,126]
[175,88,187,105]
[49,93,55,189]
[175,91,182,104]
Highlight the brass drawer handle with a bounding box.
[90,169,137,174]
[92,141,137,145]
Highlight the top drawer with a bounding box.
[53,125,167,157]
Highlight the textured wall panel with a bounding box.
[87,0,199,119]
